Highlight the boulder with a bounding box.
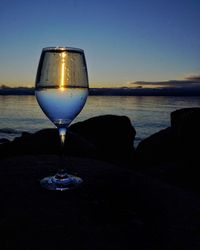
[0,138,10,144]
[0,129,97,158]
[69,115,136,163]
[136,127,176,166]
[171,107,200,129]
[0,115,136,164]
[136,107,200,166]
[135,108,200,192]
[171,107,200,163]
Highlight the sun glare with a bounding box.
[60,52,66,91]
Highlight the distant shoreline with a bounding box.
[1,87,200,96]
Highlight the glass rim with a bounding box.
[42,46,84,53]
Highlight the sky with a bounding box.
[0,0,200,88]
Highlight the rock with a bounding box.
[136,127,176,166]
[135,108,200,192]
[1,155,200,250]
[0,115,136,164]
[0,128,97,158]
[171,107,200,129]
[136,107,200,166]
[171,107,200,163]
[69,115,136,163]
[0,138,10,144]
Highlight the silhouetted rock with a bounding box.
[0,138,10,144]
[136,127,176,166]
[69,115,136,163]
[0,115,136,164]
[136,107,200,166]
[0,129,97,158]
[1,112,200,249]
[1,155,200,250]
[171,107,200,128]
[135,107,200,192]
[171,107,200,163]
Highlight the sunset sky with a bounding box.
[0,0,200,88]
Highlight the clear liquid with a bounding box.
[35,87,88,127]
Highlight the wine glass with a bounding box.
[35,47,89,191]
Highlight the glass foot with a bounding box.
[40,174,83,191]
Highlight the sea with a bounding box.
[0,95,200,147]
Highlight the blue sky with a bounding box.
[0,0,200,87]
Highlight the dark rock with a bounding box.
[1,155,200,250]
[136,127,176,166]
[171,107,200,129]
[135,108,200,192]
[0,138,10,144]
[136,107,200,166]
[0,115,136,164]
[0,128,97,158]
[69,115,136,163]
[171,107,200,163]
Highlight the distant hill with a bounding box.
[0,87,34,95]
[1,86,200,96]
[89,87,200,96]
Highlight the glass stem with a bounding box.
[57,127,68,178]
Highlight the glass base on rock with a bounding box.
[40,174,83,191]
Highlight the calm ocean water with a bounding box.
[0,95,200,146]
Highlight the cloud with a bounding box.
[128,74,200,89]
[184,74,200,82]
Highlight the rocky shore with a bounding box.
[0,108,200,249]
